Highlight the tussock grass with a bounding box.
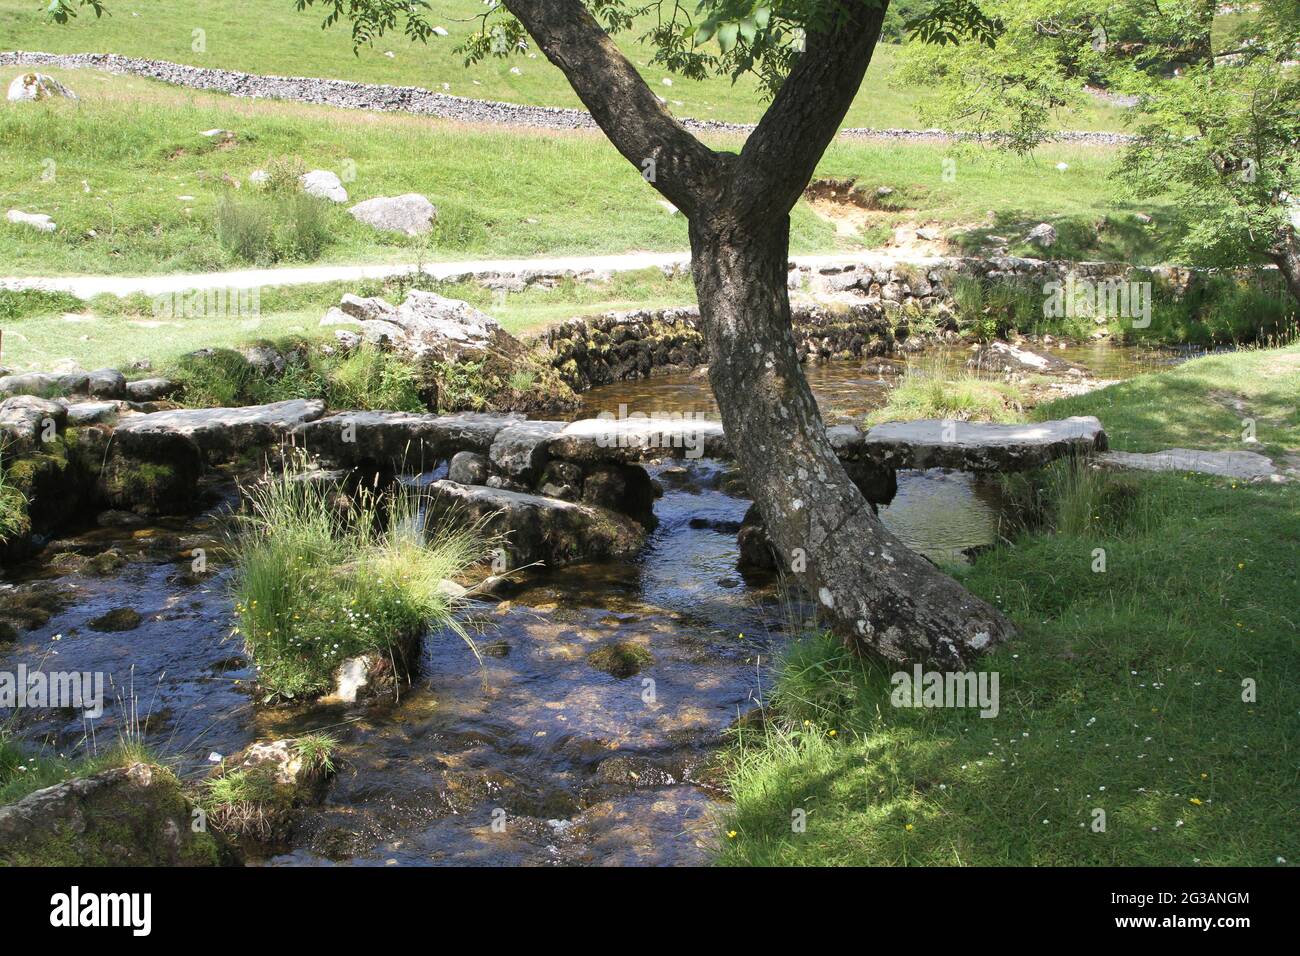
[230,460,486,700]
[868,359,1025,425]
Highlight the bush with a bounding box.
[0,288,83,321]
[231,462,486,700]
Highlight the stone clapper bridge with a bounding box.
[97,397,1109,570]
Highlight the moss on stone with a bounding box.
[587,641,655,679]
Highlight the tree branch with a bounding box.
[731,1,890,227]
[502,0,722,213]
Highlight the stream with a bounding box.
[0,344,1175,865]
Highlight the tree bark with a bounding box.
[689,216,1014,668]
[1269,225,1300,307]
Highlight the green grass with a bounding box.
[231,460,485,700]
[0,733,154,806]
[867,359,1026,424]
[719,345,1300,866]
[0,71,1165,277]
[0,0,1128,132]
[0,461,30,542]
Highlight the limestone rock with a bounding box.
[0,763,230,866]
[299,169,348,203]
[348,193,436,235]
[427,479,647,568]
[7,72,77,102]
[5,209,55,233]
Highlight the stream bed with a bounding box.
[0,344,1176,865]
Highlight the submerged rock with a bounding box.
[89,606,142,632]
[587,641,655,679]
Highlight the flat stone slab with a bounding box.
[1098,448,1282,481]
[294,411,521,469]
[426,479,646,568]
[114,398,325,457]
[549,417,729,463]
[862,416,1107,472]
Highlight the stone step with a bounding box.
[426,479,647,568]
[1097,448,1283,481]
[860,416,1107,472]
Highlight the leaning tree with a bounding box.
[54,0,1017,666]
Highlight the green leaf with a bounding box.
[717,21,739,52]
[738,17,757,44]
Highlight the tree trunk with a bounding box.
[690,216,1015,669]
[1270,226,1300,307]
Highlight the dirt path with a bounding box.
[0,250,936,300]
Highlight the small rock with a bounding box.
[299,169,348,203]
[6,209,56,233]
[1026,222,1058,248]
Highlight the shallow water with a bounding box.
[0,344,1166,866]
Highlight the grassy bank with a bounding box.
[0,0,1127,132]
[719,345,1299,866]
[0,71,1161,277]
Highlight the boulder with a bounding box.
[1025,223,1058,248]
[427,479,647,568]
[65,401,122,426]
[5,209,55,233]
[448,450,490,485]
[299,169,348,203]
[348,193,437,235]
[6,72,77,102]
[295,410,519,469]
[488,420,566,482]
[0,396,66,454]
[0,372,61,397]
[86,368,127,399]
[0,762,230,866]
[125,377,178,401]
[388,289,523,362]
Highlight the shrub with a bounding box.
[231,462,485,700]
